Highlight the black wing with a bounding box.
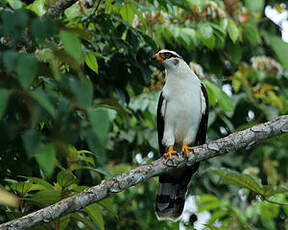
[157,91,165,155]
[195,83,209,145]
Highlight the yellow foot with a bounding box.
[182,145,194,158]
[164,146,177,160]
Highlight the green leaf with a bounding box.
[26,0,46,16]
[26,177,54,190]
[64,2,82,18]
[29,89,56,118]
[77,150,94,155]
[260,201,280,220]
[131,5,148,29]
[59,214,72,230]
[208,168,264,195]
[208,210,228,225]
[262,32,288,69]
[95,98,129,119]
[198,194,218,204]
[71,185,88,193]
[64,27,93,41]
[197,195,230,215]
[71,213,97,230]
[7,0,23,9]
[104,0,113,13]
[3,51,19,74]
[244,0,264,13]
[69,78,93,106]
[31,18,57,43]
[70,164,112,178]
[99,198,118,219]
[284,202,288,216]
[198,23,212,38]
[57,170,78,188]
[22,129,41,159]
[204,81,234,112]
[180,28,197,49]
[30,190,61,207]
[243,23,260,46]
[79,156,95,166]
[199,23,215,49]
[2,10,27,41]
[204,82,216,106]
[16,54,37,88]
[84,130,106,166]
[220,18,228,32]
[227,41,242,64]
[198,200,224,212]
[91,167,112,178]
[29,184,50,191]
[262,185,288,198]
[59,31,83,63]
[218,87,234,112]
[85,52,98,74]
[11,182,33,196]
[227,19,239,43]
[88,108,110,144]
[85,203,105,230]
[203,224,222,230]
[34,144,56,176]
[53,49,81,73]
[120,4,135,24]
[0,89,10,119]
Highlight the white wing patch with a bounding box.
[161,98,167,118]
[200,89,206,115]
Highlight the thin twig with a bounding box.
[262,196,288,206]
[85,0,103,28]
[41,0,80,19]
[92,0,103,15]
[55,188,65,230]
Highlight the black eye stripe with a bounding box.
[161,52,180,59]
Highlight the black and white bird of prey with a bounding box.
[152,49,209,221]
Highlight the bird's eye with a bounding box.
[165,53,171,58]
[159,53,166,59]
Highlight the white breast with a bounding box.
[161,75,202,147]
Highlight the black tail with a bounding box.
[155,164,199,220]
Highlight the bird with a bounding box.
[151,49,209,221]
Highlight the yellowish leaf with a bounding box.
[0,189,19,208]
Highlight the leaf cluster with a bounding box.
[0,0,288,229]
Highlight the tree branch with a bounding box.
[41,0,80,19]
[1,115,288,229]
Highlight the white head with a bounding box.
[152,49,190,73]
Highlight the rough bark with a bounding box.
[1,115,288,229]
[41,0,80,19]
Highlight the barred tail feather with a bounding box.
[155,182,187,220]
[155,164,199,220]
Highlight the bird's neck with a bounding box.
[165,61,200,83]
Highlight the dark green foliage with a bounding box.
[0,0,288,229]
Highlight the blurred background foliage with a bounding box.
[0,0,288,229]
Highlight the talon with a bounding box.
[164,146,177,160]
[182,145,194,158]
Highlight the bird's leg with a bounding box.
[164,145,177,160]
[182,144,194,158]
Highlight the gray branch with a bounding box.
[1,115,288,229]
[41,0,80,19]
